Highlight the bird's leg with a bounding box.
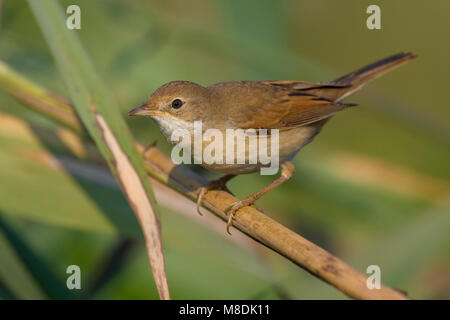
[225,162,295,235]
[196,174,236,215]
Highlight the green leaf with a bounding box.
[0,219,47,299]
[27,0,169,299]
[0,215,76,299]
[0,118,137,235]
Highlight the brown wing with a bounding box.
[236,53,415,130]
[238,84,353,131]
[260,80,352,102]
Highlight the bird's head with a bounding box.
[128,81,209,122]
[128,81,210,141]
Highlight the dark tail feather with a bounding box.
[331,52,416,101]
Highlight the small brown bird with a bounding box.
[129,52,416,233]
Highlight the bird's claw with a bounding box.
[224,199,254,235]
[196,175,235,216]
[226,211,235,235]
[196,187,208,216]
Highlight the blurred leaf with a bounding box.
[0,215,75,299]
[0,219,46,299]
[352,202,450,296]
[0,113,139,236]
[27,0,168,298]
[93,207,284,300]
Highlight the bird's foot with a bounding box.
[196,175,235,216]
[224,198,257,235]
[223,162,295,235]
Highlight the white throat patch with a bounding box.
[152,114,194,143]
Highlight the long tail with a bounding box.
[327,52,416,101]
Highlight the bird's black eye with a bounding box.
[171,99,183,109]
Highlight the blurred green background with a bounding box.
[0,0,449,299]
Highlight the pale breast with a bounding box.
[153,113,325,175]
[201,125,322,174]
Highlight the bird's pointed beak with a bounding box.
[128,104,157,117]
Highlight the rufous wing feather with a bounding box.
[238,91,350,130]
